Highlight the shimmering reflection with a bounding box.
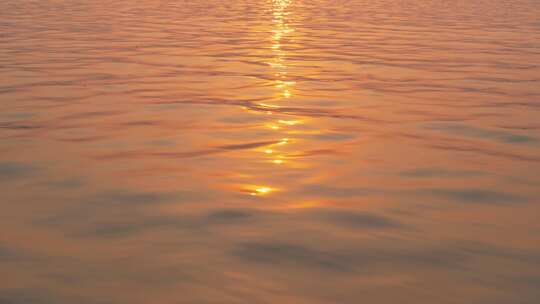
[270,0,295,100]
[239,0,303,196]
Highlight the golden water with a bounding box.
[1,0,540,303]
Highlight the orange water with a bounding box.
[1,0,540,303]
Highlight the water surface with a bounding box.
[1,0,540,303]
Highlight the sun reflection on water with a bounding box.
[246,186,275,196]
[269,0,295,100]
[238,0,302,198]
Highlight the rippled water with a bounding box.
[1,0,540,303]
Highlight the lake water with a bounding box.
[1,0,539,303]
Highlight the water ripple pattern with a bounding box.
[1,0,540,303]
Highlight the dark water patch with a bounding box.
[400,168,487,178]
[232,240,467,274]
[145,139,176,146]
[419,188,527,204]
[0,122,42,130]
[93,191,182,205]
[299,184,380,198]
[85,189,213,207]
[75,216,193,238]
[0,162,36,181]
[0,289,56,304]
[0,243,38,263]
[0,244,21,261]
[46,178,84,189]
[427,142,540,162]
[234,242,351,273]
[35,189,211,234]
[233,239,539,275]
[205,209,255,223]
[307,132,356,141]
[424,122,537,144]
[0,112,36,120]
[59,110,122,121]
[56,135,110,143]
[506,275,540,289]
[304,209,404,229]
[97,149,219,160]
[41,206,253,239]
[0,288,112,304]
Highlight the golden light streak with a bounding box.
[278,119,302,125]
[249,186,274,196]
[278,138,289,145]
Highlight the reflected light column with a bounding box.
[269,0,295,101]
[242,0,301,198]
